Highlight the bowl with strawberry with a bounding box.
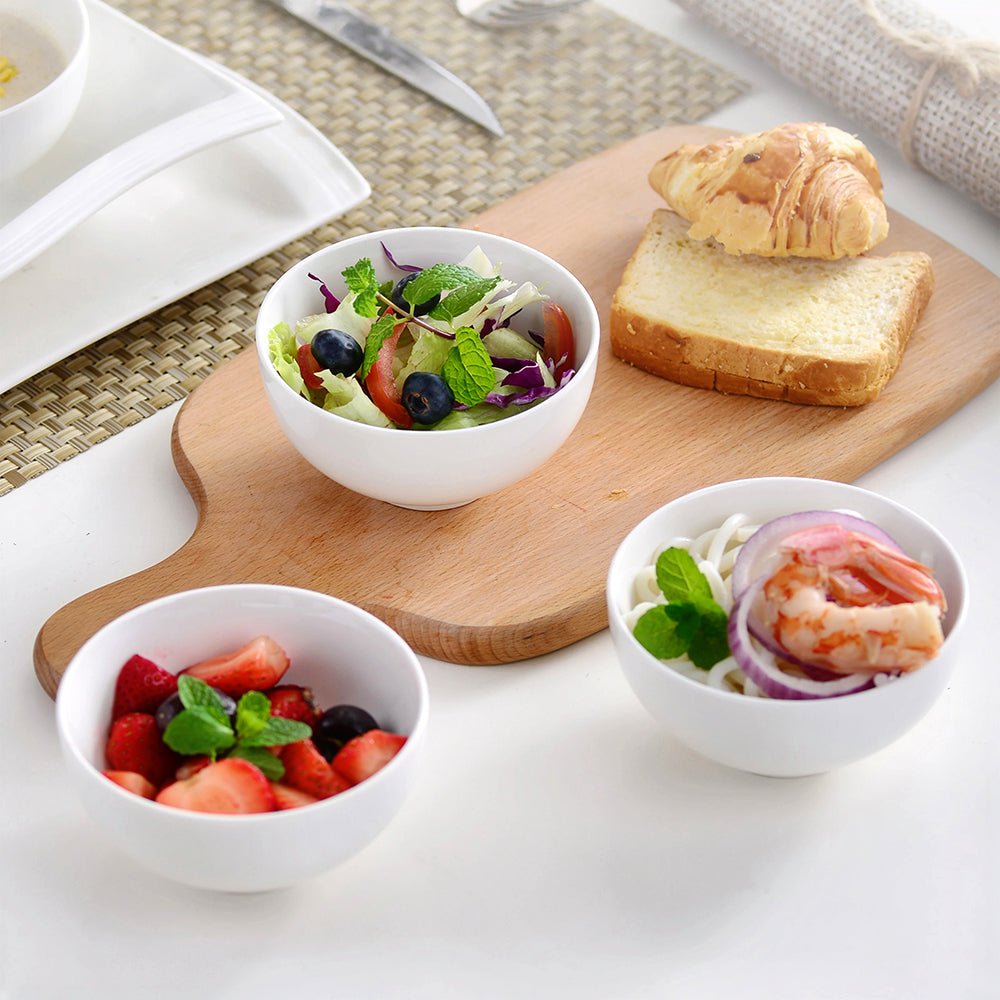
[56,584,428,892]
[254,226,601,510]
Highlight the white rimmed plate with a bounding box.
[0,0,370,394]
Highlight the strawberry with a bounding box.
[332,730,406,786]
[180,635,290,697]
[111,653,178,719]
[175,755,211,780]
[282,739,350,799]
[270,782,319,810]
[266,684,318,729]
[105,712,180,786]
[102,770,156,799]
[155,758,275,814]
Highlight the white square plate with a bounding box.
[0,0,370,394]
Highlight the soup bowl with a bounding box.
[0,0,90,181]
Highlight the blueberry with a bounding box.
[155,688,236,731]
[311,328,363,376]
[402,371,455,425]
[316,704,379,750]
[390,272,440,317]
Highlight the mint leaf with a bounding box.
[235,691,271,741]
[632,606,690,660]
[632,592,731,670]
[342,258,379,317]
[442,327,496,406]
[402,264,483,308]
[360,312,398,380]
[428,276,501,323]
[655,547,714,603]
[228,745,285,781]
[240,716,313,748]
[163,706,236,756]
[176,675,229,727]
[686,599,730,669]
[663,601,702,645]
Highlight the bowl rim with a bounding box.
[56,582,430,823]
[606,475,969,709]
[0,0,91,122]
[254,225,601,437]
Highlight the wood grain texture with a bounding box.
[34,125,1000,697]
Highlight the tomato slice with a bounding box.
[542,302,575,377]
[364,323,412,428]
[296,343,324,390]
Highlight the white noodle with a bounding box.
[632,566,663,606]
[705,656,740,691]
[698,558,731,612]
[705,513,749,570]
[629,513,765,697]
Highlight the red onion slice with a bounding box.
[728,579,874,700]
[731,510,902,601]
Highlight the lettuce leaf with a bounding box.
[269,322,307,398]
[398,328,454,384]
[317,372,392,427]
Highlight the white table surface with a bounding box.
[3,2,999,998]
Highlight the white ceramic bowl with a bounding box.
[56,584,429,892]
[607,477,967,778]
[255,226,600,510]
[0,0,90,181]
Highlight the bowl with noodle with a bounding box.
[606,477,967,777]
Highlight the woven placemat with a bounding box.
[0,0,747,496]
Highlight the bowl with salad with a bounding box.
[255,226,600,510]
[606,477,967,777]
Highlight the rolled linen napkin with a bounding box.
[672,0,1000,217]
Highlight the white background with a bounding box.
[2,2,999,998]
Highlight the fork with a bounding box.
[456,0,588,28]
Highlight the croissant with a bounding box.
[648,122,889,259]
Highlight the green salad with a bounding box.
[269,244,577,430]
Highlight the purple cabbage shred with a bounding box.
[484,369,576,408]
[380,242,421,273]
[501,363,547,389]
[308,272,340,313]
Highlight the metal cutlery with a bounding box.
[267,0,504,136]
[456,0,587,28]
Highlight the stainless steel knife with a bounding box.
[267,0,504,136]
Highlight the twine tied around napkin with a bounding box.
[863,0,1000,164]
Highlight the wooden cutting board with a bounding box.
[34,125,1000,697]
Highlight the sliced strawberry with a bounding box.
[102,770,157,799]
[270,782,319,811]
[332,730,406,786]
[111,654,178,719]
[175,755,212,780]
[282,739,350,799]
[266,684,319,729]
[106,712,180,786]
[155,758,275,814]
[180,636,290,697]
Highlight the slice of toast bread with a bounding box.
[609,209,934,406]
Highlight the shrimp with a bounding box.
[759,523,946,675]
